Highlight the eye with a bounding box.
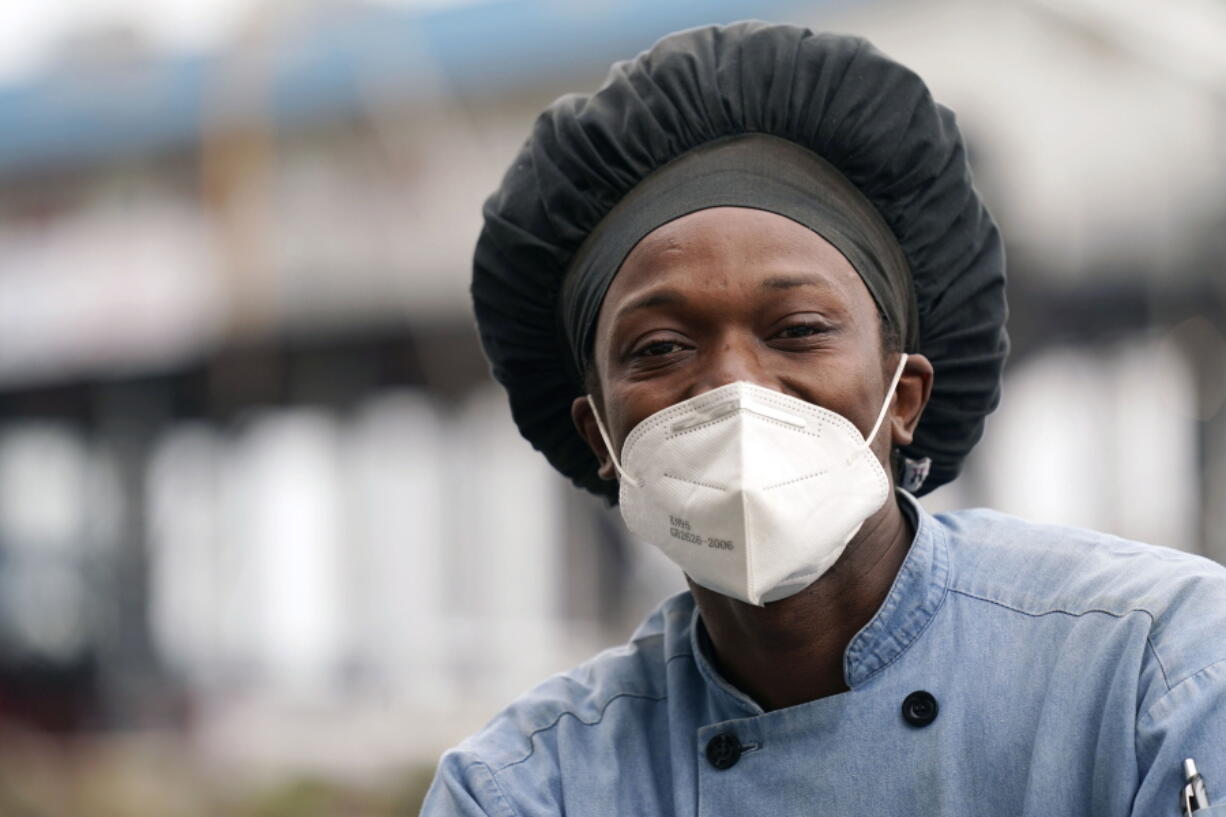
[635,339,686,357]
[772,321,829,341]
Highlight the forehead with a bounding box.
[599,206,875,323]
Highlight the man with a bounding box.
[423,22,1226,816]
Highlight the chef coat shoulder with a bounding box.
[938,506,1226,697]
[440,592,693,773]
[423,593,697,815]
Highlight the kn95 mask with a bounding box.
[588,354,907,606]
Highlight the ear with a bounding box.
[889,353,935,447]
[571,395,618,481]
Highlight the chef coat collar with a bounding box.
[689,489,952,713]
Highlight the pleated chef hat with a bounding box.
[472,21,1008,501]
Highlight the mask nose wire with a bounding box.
[586,396,641,488]
[864,353,909,449]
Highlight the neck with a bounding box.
[690,494,915,711]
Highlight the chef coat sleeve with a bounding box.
[1133,661,1226,816]
[420,752,519,817]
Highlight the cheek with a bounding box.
[608,392,648,443]
[807,360,887,437]
[606,384,674,450]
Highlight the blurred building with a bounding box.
[0,0,1223,790]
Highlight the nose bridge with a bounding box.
[693,329,770,395]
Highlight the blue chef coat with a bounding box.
[422,493,1226,816]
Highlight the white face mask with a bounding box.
[589,354,907,606]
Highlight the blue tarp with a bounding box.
[0,0,855,175]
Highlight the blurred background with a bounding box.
[0,0,1224,813]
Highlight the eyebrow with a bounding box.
[760,274,836,291]
[614,289,687,321]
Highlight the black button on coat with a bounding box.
[902,690,939,727]
[706,733,743,770]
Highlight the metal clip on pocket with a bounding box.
[1182,758,1211,816]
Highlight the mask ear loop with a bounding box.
[864,353,909,448]
[586,396,641,488]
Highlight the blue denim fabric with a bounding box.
[422,494,1226,816]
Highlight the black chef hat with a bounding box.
[472,21,1008,501]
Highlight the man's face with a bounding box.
[572,206,931,482]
